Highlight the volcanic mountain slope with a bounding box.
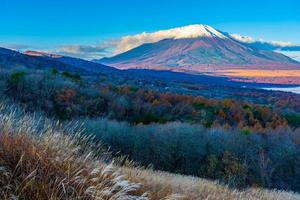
[97,25,300,73]
[0,47,117,74]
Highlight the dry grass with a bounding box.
[0,105,149,200]
[0,103,299,200]
[121,167,300,200]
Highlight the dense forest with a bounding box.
[2,69,298,130]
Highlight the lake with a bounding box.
[262,87,300,94]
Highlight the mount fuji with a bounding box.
[96,25,300,74]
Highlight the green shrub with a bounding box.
[62,71,81,81]
[6,71,26,92]
[51,68,59,75]
[241,127,252,135]
[285,114,300,128]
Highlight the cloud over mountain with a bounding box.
[229,34,255,43]
[114,25,226,54]
[229,33,298,50]
[57,44,111,60]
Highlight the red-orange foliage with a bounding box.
[56,88,76,105]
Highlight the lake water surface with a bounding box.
[262,87,300,94]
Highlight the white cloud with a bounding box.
[1,44,32,52]
[270,41,293,47]
[59,45,106,54]
[230,34,296,48]
[114,24,226,54]
[277,50,300,62]
[57,43,114,60]
[230,34,255,43]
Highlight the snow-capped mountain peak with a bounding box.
[167,24,227,39]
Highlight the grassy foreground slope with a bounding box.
[0,103,299,200]
[122,168,300,200]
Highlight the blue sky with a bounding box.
[1,0,300,59]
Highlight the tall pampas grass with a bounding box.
[0,103,148,200]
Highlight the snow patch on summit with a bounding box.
[171,25,226,39]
